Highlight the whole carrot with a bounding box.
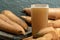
[1,10,28,30]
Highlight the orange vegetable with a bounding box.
[53,20,60,28]
[21,16,31,24]
[36,32,58,40]
[55,28,60,37]
[23,8,31,16]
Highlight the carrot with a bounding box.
[21,16,31,24]
[55,28,60,40]
[36,33,52,40]
[23,8,31,16]
[53,20,60,28]
[48,20,53,27]
[36,32,58,40]
[49,8,60,19]
[0,19,25,35]
[33,27,55,38]
[55,28,60,38]
[1,10,28,30]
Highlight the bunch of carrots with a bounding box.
[0,10,29,35]
[22,8,60,40]
[0,8,60,40]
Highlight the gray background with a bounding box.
[0,0,60,16]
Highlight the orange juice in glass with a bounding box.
[31,4,49,36]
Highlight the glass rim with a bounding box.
[31,4,49,8]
